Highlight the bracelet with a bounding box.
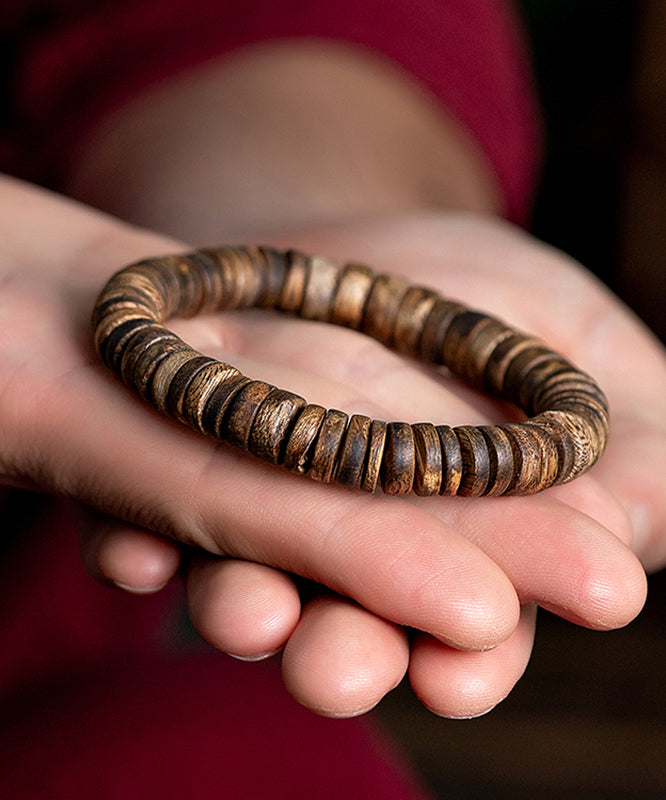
[92,245,609,496]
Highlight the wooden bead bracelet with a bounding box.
[93,245,609,496]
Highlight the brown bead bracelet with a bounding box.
[92,245,609,497]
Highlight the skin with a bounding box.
[3,42,665,719]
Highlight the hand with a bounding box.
[2,176,656,718]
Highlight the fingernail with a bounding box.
[227,649,281,662]
[114,580,169,595]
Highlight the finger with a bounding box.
[186,557,301,660]
[592,417,666,572]
[430,494,647,630]
[408,604,537,719]
[281,595,409,717]
[77,510,181,593]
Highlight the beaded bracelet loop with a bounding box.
[93,245,609,496]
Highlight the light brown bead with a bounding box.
[329,264,375,329]
[418,298,467,364]
[412,422,443,496]
[256,247,288,309]
[454,425,491,497]
[182,361,244,432]
[362,274,411,346]
[283,404,327,473]
[362,420,387,493]
[393,287,439,358]
[308,409,349,483]
[279,250,309,313]
[166,355,218,421]
[150,348,203,414]
[300,256,340,321]
[381,422,415,496]
[499,423,559,495]
[249,388,307,464]
[94,247,611,497]
[335,414,372,489]
[436,425,463,495]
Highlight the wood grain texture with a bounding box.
[93,245,610,495]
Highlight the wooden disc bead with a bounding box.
[93,245,610,496]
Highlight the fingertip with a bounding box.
[96,525,181,593]
[409,604,537,719]
[549,548,648,631]
[281,596,409,718]
[186,559,301,659]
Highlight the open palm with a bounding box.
[1,175,663,717]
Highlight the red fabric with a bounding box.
[4,0,540,223]
[0,504,431,799]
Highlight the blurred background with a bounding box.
[376,2,666,798]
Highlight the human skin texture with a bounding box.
[3,42,663,718]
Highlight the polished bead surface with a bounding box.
[94,245,610,496]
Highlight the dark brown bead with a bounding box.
[94,244,611,497]
[419,298,467,364]
[436,425,463,495]
[92,288,162,331]
[484,333,543,396]
[412,422,443,496]
[441,311,494,378]
[362,420,387,493]
[533,369,609,414]
[300,255,340,321]
[478,425,515,496]
[329,263,374,329]
[456,318,515,386]
[188,250,228,314]
[502,345,556,407]
[362,274,411,346]
[279,250,309,313]
[223,380,275,451]
[393,287,439,357]
[381,422,415,495]
[516,357,572,415]
[133,337,190,400]
[308,409,349,483]
[119,325,177,386]
[499,423,559,495]
[200,372,252,438]
[98,315,156,371]
[454,426,491,497]
[335,414,372,489]
[256,247,289,309]
[150,348,203,414]
[248,388,307,464]
[283,404,327,473]
[182,362,244,432]
[524,412,577,485]
[166,355,218,420]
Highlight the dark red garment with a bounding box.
[0,503,431,799]
[2,0,540,223]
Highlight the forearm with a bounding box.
[66,40,502,242]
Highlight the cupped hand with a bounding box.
[2,176,660,717]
